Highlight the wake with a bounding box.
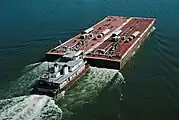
[0,95,62,120]
[1,62,125,120]
[56,67,125,119]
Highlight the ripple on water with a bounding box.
[155,31,179,78]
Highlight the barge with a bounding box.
[46,16,156,69]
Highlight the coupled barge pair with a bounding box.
[46,16,156,69]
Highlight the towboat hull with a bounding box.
[30,64,89,97]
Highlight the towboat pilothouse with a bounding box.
[31,49,89,97]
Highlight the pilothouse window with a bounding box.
[58,57,72,62]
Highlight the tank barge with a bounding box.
[46,16,156,69]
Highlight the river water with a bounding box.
[0,0,179,120]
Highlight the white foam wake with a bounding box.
[56,66,124,119]
[0,95,62,120]
[2,62,124,120]
[6,62,53,98]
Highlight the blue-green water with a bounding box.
[0,0,179,120]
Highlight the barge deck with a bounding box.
[45,16,156,69]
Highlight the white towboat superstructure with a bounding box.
[32,49,89,96]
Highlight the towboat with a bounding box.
[31,49,89,97]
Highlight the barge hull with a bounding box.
[85,57,121,69]
[86,23,155,69]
